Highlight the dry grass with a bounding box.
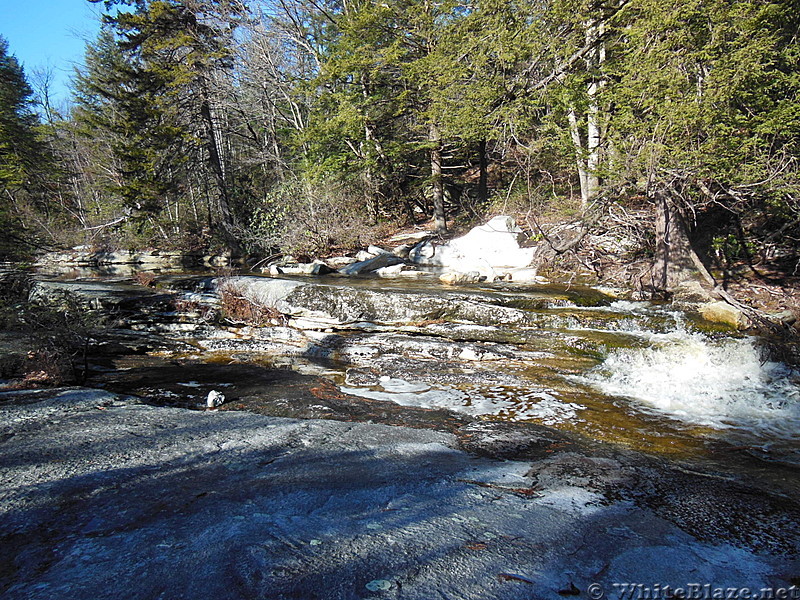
[133,271,158,287]
[218,282,286,327]
[7,348,74,389]
[171,298,217,322]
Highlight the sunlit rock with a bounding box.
[216,276,549,328]
[367,245,390,255]
[323,256,357,268]
[439,271,483,285]
[206,390,225,408]
[671,280,714,304]
[698,301,746,328]
[268,261,332,276]
[355,250,376,261]
[391,244,412,259]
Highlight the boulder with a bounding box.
[392,244,413,259]
[375,263,409,277]
[324,256,358,268]
[374,265,435,279]
[355,250,376,261]
[269,261,332,276]
[387,230,432,244]
[439,271,483,285]
[410,216,535,278]
[698,301,747,329]
[672,280,715,304]
[206,390,225,408]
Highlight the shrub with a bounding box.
[1,291,109,388]
[241,178,373,257]
[218,280,286,327]
[133,271,157,287]
[12,348,74,388]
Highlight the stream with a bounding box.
[29,268,800,479]
[6,264,800,596]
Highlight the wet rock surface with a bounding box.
[2,387,799,600]
[89,356,470,430]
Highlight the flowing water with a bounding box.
[33,267,800,468]
[292,278,800,465]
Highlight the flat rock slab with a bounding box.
[29,279,174,312]
[1,388,796,599]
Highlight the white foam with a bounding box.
[579,330,800,439]
[589,300,654,313]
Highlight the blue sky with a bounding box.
[1,0,105,106]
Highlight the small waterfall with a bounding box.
[580,328,800,438]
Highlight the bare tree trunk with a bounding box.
[568,109,590,208]
[477,139,488,205]
[430,123,446,233]
[200,88,240,252]
[363,121,383,224]
[586,82,602,201]
[569,18,606,213]
[585,19,605,204]
[359,73,383,223]
[652,190,715,293]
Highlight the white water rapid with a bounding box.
[580,328,800,441]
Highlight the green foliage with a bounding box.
[243,176,373,256]
[0,37,41,189]
[0,37,53,260]
[601,0,800,271]
[4,0,797,276]
[609,0,799,182]
[73,1,251,251]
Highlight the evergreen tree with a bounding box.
[0,36,42,192]
[80,0,247,249]
[0,36,47,258]
[606,0,800,287]
[22,0,796,277]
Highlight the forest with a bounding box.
[1,0,799,295]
